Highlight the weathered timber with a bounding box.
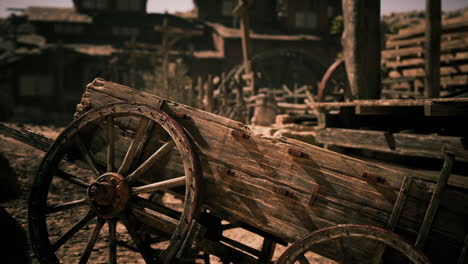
[342,0,381,99]
[382,37,468,60]
[388,16,468,41]
[316,128,467,162]
[0,123,53,152]
[352,154,468,190]
[386,32,468,50]
[76,79,468,262]
[424,0,441,98]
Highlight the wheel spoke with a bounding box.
[51,210,95,251]
[131,208,178,236]
[56,169,89,188]
[126,140,175,183]
[335,238,346,264]
[128,196,181,220]
[79,218,105,264]
[75,135,100,177]
[46,198,88,214]
[107,116,115,172]
[108,219,117,264]
[131,176,186,195]
[297,254,310,264]
[122,214,157,264]
[118,118,150,176]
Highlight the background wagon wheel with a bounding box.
[29,103,201,264]
[276,225,430,264]
[218,49,327,118]
[317,58,352,102]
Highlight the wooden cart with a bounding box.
[3,79,467,264]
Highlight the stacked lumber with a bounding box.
[382,15,468,97]
[313,98,468,164]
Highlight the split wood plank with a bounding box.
[316,128,467,162]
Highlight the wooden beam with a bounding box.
[316,128,467,162]
[342,0,381,99]
[424,101,468,116]
[424,0,441,98]
[0,123,53,152]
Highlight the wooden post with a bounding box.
[205,74,214,112]
[233,0,256,95]
[161,17,170,96]
[342,0,381,99]
[221,72,228,107]
[237,0,252,74]
[197,76,204,110]
[424,0,441,98]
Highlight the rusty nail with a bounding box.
[174,112,190,119]
[231,130,250,139]
[217,166,235,177]
[362,172,386,184]
[288,148,308,159]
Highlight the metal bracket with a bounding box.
[176,220,207,262]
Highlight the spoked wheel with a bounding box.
[29,103,201,264]
[317,58,351,102]
[276,225,430,264]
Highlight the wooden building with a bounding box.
[190,0,343,79]
[0,0,343,122]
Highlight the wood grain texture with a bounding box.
[76,79,468,262]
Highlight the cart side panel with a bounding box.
[77,79,468,261]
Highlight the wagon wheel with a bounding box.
[29,103,201,264]
[317,58,351,102]
[276,225,430,264]
[218,50,327,114]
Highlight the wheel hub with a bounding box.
[87,172,129,219]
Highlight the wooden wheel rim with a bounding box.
[28,102,201,264]
[276,224,430,264]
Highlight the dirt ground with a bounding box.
[0,123,334,264]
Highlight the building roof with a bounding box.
[207,22,322,41]
[26,6,92,23]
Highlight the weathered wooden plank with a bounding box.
[0,123,53,152]
[424,101,468,116]
[388,15,468,41]
[382,37,468,60]
[352,154,468,190]
[386,32,468,50]
[316,128,467,162]
[355,105,424,116]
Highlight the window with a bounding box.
[54,24,84,34]
[295,11,317,29]
[83,0,107,10]
[117,0,141,11]
[328,6,334,18]
[222,0,235,16]
[19,75,53,96]
[112,26,139,37]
